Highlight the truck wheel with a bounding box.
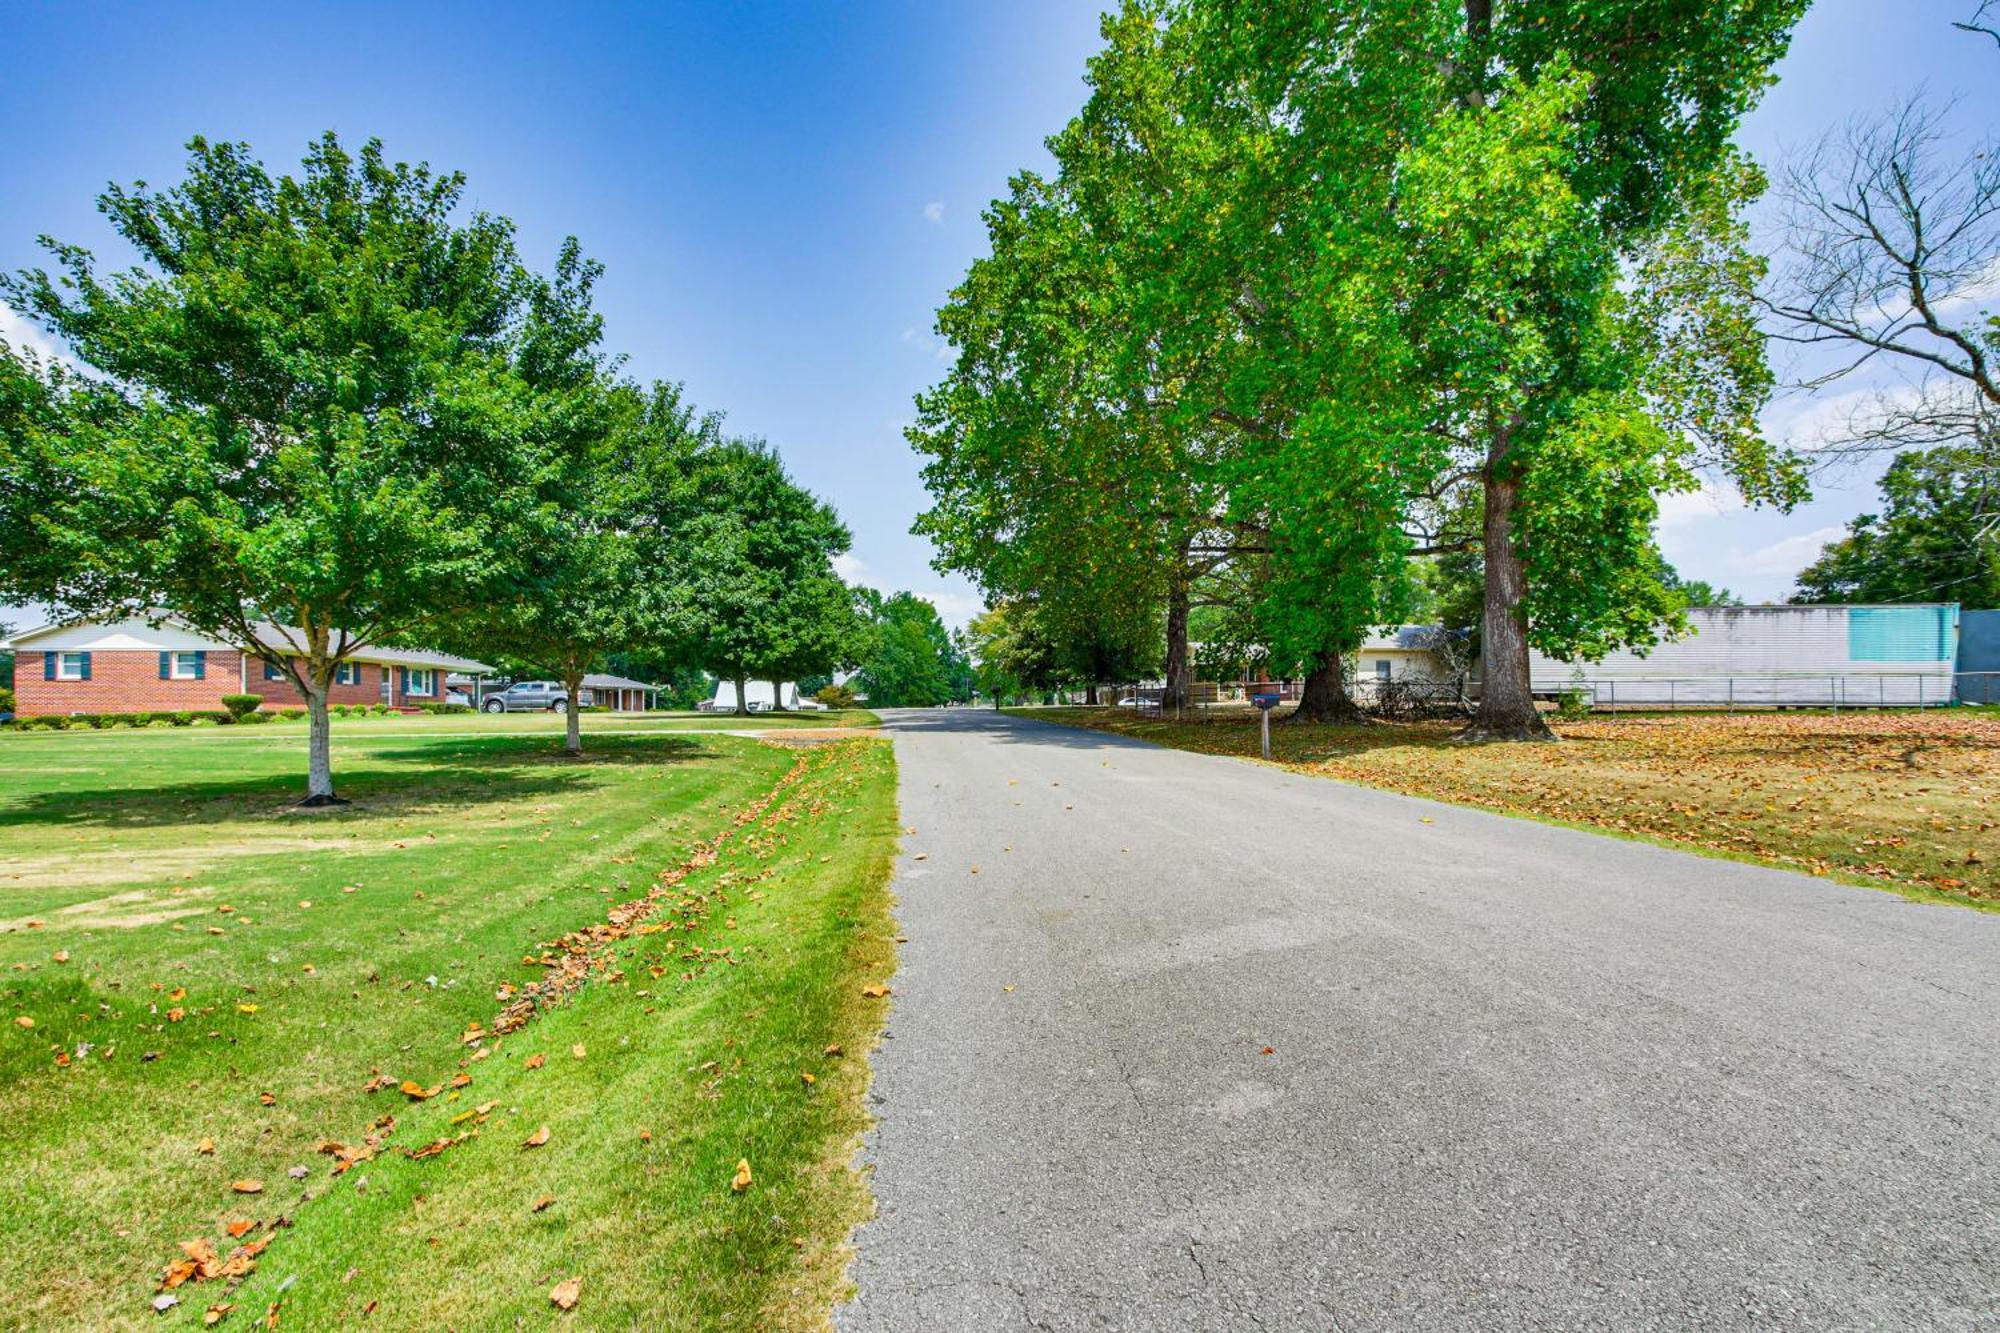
[552,698,568,714]
[482,699,506,714]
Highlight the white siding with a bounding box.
[1527,606,1957,706]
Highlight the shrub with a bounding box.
[1556,670,1593,722]
[418,702,473,714]
[815,683,858,709]
[278,707,305,720]
[126,711,154,728]
[0,686,13,714]
[168,711,195,727]
[239,711,273,725]
[220,693,264,721]
[369,703,393,716]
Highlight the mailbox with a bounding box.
[1249,682,1282,710]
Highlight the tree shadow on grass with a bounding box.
[0,735,723,831]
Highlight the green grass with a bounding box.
[1011,706,2000,910]
[0,722,899,1329]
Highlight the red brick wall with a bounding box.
[15,649,450,715]
[15,649,245,716]
[249,658,390,708]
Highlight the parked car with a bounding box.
[445,689,472,708]
[481,681,592,713]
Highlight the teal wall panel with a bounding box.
[1848,606,1958,662]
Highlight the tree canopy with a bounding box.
[912,0,1812,738]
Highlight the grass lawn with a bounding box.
[1011,706,2000,910]
[0,720,898,1329]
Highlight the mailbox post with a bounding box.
[1249,681,1282,759]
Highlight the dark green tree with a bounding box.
[1793,447,2000,606]
[0,134,574,802]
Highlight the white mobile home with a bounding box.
[709,680,801,712]
[1527,604,1961,708]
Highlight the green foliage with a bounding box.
[662,441,861,709]
[0,133,586,797]
[220,693,264,720]
[1793,446,2000,606]
[0,686,13,714]
[911,0,1812,733]
[852,591,958,706]
[815,682,858,709]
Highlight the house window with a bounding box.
[171,651,202,680]
[1374,660,1392,680]
[335,662,361,686]
[407,668,433,695]
[263,658,285,682]
[57,652,89,681]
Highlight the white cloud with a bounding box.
[920,588,984,629]
[832,552,868,582]
[932,341,957,364]
[1655,479,1745,531]
[0,302,65,365]
[922,201,945,224]
[1725,525,1846,580]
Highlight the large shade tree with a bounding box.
[666,440,854,716]
[0,134,578,802]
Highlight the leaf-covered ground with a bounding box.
[0,723,899,1329]
[1011,707,2000,909]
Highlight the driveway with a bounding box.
[840,708,2000,1332]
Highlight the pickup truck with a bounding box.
[480,681,594,714]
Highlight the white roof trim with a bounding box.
[2,613,491,673]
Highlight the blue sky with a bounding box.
[1,0,1993,624]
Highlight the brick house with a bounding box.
[2,615,492,716]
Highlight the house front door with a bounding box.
[380,668,393,704]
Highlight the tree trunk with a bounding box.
[733,674,751,717]
[1162,571,1192,715]
[563,672,584,756]
[1284,653,1368,725]
[300,685,345,806]
[1462,466,1555,742]
[1085,681,1099,706]
[767,678,787,712]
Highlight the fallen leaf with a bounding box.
[204,1303,234,1326]
[730,1158,753,1192]
[258,1092,276,1106]
[531,1194,557,1213]
[399,1080,436,1101]
[912,853,928,861]
[13,1016,31,1029]
[523,1125,551,1149]
[570,1043,586,1060]
[52,950,70,964]
[550,1276,582,1311]
[823,1044,843,1057]
[197,1137,216,1155]
[226,1220,255,1238]
[800,1071,817,1086]
[231,1180,263,1195]
[525,1052,546,1070]
[860,984,890,998]
[236,1004,258,1014]
[448,1072,471,1089]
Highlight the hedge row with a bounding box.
[4,701,473,730]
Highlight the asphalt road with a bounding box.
[838,708,2000,1332]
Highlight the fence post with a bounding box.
[1728,678,1734,713]
[1831,677,1838,713]
[1669,679,1676,711]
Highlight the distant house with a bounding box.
[710,680,800,712]
[1357,626,1456,689]
[1526,604,1961,707]
[581,673,661,713]
[1,615,491,716]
